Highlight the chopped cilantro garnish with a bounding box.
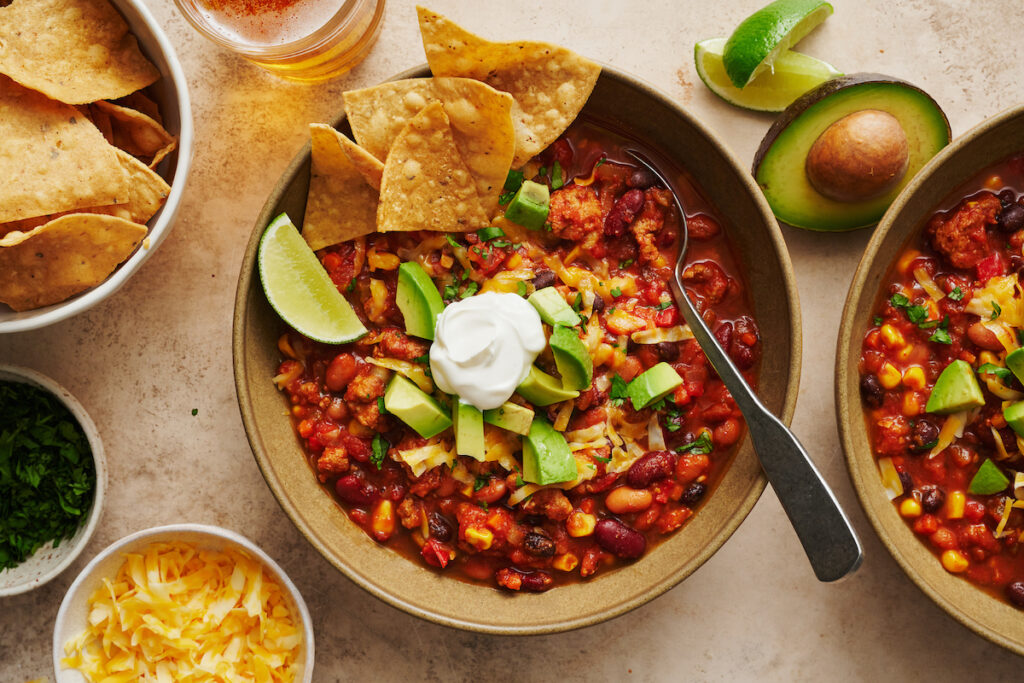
[0,382,96,570]
[595,158,606,168]
[543,221,552,232]
[477,226,505,242]
[665,422,682,432]
[412,354,429,364]
[191,408,198,416]
[514,475,525,488]
[619,258,634,269]
[948,286,964,301]
[592,454,612,464]
[991,302,1002,320]
[517,281,528,297]
[978,363,1013,382]
[377,396,388,415]
[370,434,389,470]
[873,316,883,326]
[460,281,480,298]
[648,397,667,411]
[346,278,356,293]
[572,292,583,312]
[491,240,512,248]
[445,234,461,250]
[608,307,616,315]
[478,501,489,511]
[443,284,457,300]
[538,166,547,177]
[677,432,713,455]
[460,270,470,282]
[474,476,489,492]
[610,287,622,298]
[654,301,672,310]
[551,161,564,190]
[905,305,928,324]
[609,374,629,406]
[890,293,910,308]
[929,327,952,345]
[503,169,525,191]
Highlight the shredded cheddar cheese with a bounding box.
[929,410,968,459]
[61,542,302,683]
[913,267,945,301]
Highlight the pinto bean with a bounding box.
[605,487,653,514]
[594,518,646,558]
[473,478,507,504]
[967,322,1002,351]
[325,353,357,392]
[626,451,675,488]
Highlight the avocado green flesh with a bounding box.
[396,261,445,340]
[453,400,485,461]
[482,402,534,435]
[384,375,452,438]
[756,82,950,231]
[627,362,683,410]
[522,418,577,485]
[528,288,579,327]
[516,365,580,406]
[925,360,985,415]
[968,458,1010,495]
[1004,401,1024,438]
[549,325,593,391]
[1006,348,1024,385]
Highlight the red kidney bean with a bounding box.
[1006,581,1024,608]
[472,478,507,504]
[604,189,644,237]
[335,474,377,506]
[520,571,554,592]
[626,451,675,488]
[967,322,1002,351]
[594,518,646,558]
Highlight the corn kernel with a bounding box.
[367,248,400,271]
[897,345,915,362]
[985,174,1004,190]
[371,500,395,541]
[899,498,922,518]
[465,527,493,550]
[941,549,969,573]
[566,510,596,537]
[979,351,1000,366]
[897,251,921,275]
[552,553,579,572]
[902,366,926,390]
[946,490,966,519]
[902,391,922,416]
[505,253,522,269]
[878,362,902,389]
[880,324,905,349]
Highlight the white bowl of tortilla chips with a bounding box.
[0,0,192,332]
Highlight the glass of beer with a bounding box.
[173,0,386,82]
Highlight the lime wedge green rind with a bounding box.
[694,37,841,112]
[258,212,367,344]
[723,0,834,88]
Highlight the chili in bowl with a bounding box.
[839,103,1024,655]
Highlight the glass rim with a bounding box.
[172,0,381,59]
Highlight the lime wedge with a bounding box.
[722,0,834,88]
[968,458,1010,495]
[695,37,840,112]
[258,213,367,344]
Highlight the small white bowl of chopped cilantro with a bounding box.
[0,365,106,596]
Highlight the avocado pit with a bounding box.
[805,109,910,203]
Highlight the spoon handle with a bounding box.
[670,276,863,581]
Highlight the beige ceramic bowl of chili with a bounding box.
[233,65,801,634]
[837,103,1024,655]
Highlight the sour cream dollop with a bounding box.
[429,292,545,410]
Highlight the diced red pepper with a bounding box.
[421,538,454,569]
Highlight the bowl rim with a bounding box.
[51,523,315,682]
[0,0,194,334]
[233,62,802,633]
[836,101,1024,656]
[0,365,107,597]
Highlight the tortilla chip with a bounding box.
[417,6,600,167]
[338,135,384,191]
[0,149,169,236]
[113,90,162,123]
[92,100,177,168]
[378,102,488,233]
[303,124,379,251]
[0,0,160,104]
[0,75,130,224]
[0,213,146,311]
[345,77,514,213]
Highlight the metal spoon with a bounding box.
[627,150,863,582]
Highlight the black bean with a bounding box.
[1006,581,1024,608]
[921,486,945,513]
[998,189,1017,207]
[523,531,556,557]
[997,204,1024,232]
[627,168,657,189]
[860,375,885,409]
[592,293,605,313]
[531,270,556,289]
[680,481,707,506]
[428,512,454,542]
[910,419,939,452]
[657,342,679,361]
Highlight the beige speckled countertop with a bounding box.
[3,0,1024,679]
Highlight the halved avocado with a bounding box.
[753,74,951,231]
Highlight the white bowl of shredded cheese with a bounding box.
[53,524,314,682]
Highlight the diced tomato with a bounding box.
[975,252,1005,281]
[467,243,508,277]
[421,539,455,569]
[655,306,679,327]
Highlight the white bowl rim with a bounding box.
[0,364,106,597]
[52,523,315,683]
[0,0,194,334]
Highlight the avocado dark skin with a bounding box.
[752,73,951,232]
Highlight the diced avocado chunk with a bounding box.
[452,400,485,461]
[383,374,451,438]
[549,325,593,391]
[516,365,580,406]
[396,261,445,340]
[483,401,534,435]
[968,458,1010,495]
[627,362,683,410]
[1004,401,1024,438]
[925,360,985,415]
[527,287,578,326]
[503,180,549,230]
[522,417,577,485]
[1006,348,1024,385]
